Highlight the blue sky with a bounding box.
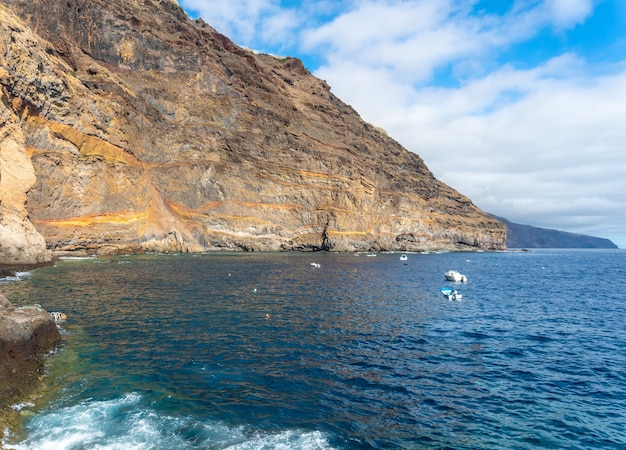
[179,0,626,248]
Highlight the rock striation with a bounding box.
[0,0,506,259]
[0,291,60,409]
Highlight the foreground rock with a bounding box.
[0,0,506,258]
[0,291,60,410]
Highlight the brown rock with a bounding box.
[0,80,52,264]
[0,291,60,409]
[0,0,506,259]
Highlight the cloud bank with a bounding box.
[180,0,626,247]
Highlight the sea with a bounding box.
[1,249,625,449]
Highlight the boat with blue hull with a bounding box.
[441,287,463,301]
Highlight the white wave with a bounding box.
[57,256,97,260]
[226,429,333,450]
[10,402,35,412]
[0,271,32,284]
[3,393,335,450]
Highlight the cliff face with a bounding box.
[0,0,505,259]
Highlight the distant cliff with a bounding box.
[0,0,505,261]
[493,216,618,249]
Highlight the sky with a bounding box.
[178,0,626,248]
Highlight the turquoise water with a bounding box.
[2,250,625,449]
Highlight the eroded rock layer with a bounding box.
[0,0,505,258]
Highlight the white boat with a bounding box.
[444,270,467,282]
[440,287,463,301]
[400,254,408,261]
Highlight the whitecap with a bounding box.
[4,393,336,450]
[227,429,334,450]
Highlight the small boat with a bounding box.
[400,254,408,261]
[440,287,462,301]
[310,262,320,268]
[444,270,467,282]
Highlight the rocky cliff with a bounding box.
[0,0,505,260]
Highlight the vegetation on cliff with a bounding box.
[0,0,505,261]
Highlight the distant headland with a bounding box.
[491,215,618,249]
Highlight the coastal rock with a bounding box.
[0,291,60,409]
[0,85,51,264]
[0,0,506,257]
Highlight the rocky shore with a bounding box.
[0,290,60,436]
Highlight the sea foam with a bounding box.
[4,393,334,450]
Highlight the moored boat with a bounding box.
[444,270,467,282]
[440,287,462,301]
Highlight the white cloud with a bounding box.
[304,1,487,83]
[372,59,626,244]
[303,0,597,85]
[180,0,286,44]
[544,0,594,29]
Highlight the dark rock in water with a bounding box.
[0,0,506,260]
[0,291,60,409]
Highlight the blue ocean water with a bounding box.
[1,249,625,449]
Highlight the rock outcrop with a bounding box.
[0,57,51,264]
[0,291,60,409]
[0,0,506,258]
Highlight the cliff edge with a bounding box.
[0,0,506,258]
